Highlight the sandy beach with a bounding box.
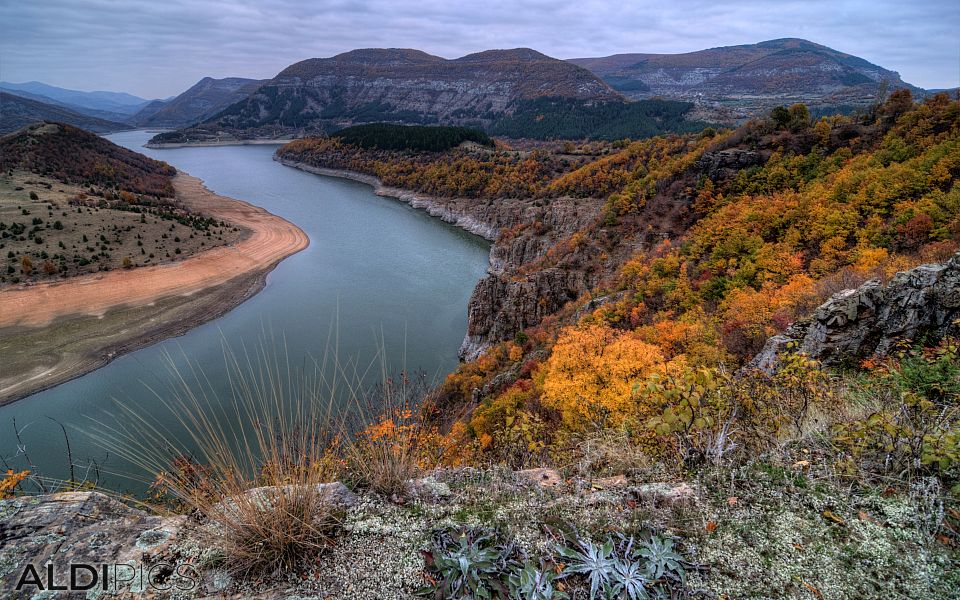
[0,172,308,404]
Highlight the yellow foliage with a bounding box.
[541,324,667,429]
[0,469,29,498]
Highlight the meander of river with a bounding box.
[0,131,490,493]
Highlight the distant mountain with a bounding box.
[127,99,169,124]
[159,48,622,141]
[0,92,132,134]
[570,39,922,118]
[0,81,151,116]
[128,77,265,128]
[0,87,134,123]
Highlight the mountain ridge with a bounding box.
[569,38,922,120]
[155,47,623,142]
[128,76,265,128]
[0,81,152,115]
[0,92,132,134]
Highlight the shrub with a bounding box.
[831,339,960,490]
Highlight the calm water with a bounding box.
[0,131,489,493]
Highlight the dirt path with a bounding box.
[0,173,308,328]
[0,172,308,404]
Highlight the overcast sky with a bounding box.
[1,0,957,99]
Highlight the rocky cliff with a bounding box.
[750,253,960,371]
[156,48,621,142]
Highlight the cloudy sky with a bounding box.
[1,0,957,99]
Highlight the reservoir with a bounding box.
[0,130,490,493]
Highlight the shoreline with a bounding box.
[145,138,293,149]
[0,172,308,406]
[274,158,499,242]
[274,158,501,361]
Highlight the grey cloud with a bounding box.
[0,0,956,98]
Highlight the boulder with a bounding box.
[749,253,960,371]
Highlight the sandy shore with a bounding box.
[0,173,308,404]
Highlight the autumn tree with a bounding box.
[541,324,668,429]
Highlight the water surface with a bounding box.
[0,131,489,492]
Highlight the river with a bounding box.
[0,130,490,493]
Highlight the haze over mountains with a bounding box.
[0,92,134,134]
[1,39,946,141]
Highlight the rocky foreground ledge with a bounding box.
[2,466,955,598]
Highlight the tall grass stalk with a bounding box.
[90,330,438,577]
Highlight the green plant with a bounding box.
[508,561,568,600]
[635,536,684,584]
[611,559,651,600]
[419,527,518,599]
[556,538,616,600]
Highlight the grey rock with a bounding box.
[0,491,186,595]
[749,253,960,371]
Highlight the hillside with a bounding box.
[571,38,922,120]
[128,76,265,128]
[0,92,132,134]
[0,81,151,116]
[0,122,174,195]
[153,48,628,142]
[0,122,240,285]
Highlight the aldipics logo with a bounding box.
[15,562,200,593]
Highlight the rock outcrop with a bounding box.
[750,253,960,371]
[0,492,187,595]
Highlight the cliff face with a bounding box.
[182,48,620,138]
[750,253,960,371]
[461,197,603,359]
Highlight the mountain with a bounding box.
[0,92,132,134]
[157,48,623,141]
[570,39,921,119]
[128,77,265,128]
[0,81,151,116]
[0,87,138,123]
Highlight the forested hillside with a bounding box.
[0,121,175,196]
[272,92,960,596]
[489,97,709,140]
[331,123,492,151]
[429,91,959,476]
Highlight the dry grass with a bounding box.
[92,336,352,578]
[341,372,435,498]
[91,334,446,577]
